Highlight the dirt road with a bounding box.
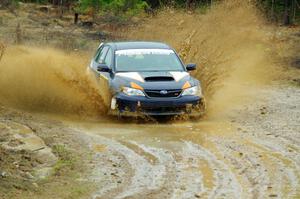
[54,83,296,199]
[1,81,299,199]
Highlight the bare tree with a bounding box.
[15,23,22,44]
[271,0,275,20]
[292,0,299,22]
[0,42,5,62]
[283,0,292,25]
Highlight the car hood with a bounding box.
[112,71,198,91]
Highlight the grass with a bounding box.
[21,144,96,199]
[52,144,76,176]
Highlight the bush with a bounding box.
[1,0,20,8]
[78,0,148,17]
[105,0,148,16]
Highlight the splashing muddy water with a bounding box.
[0,1,281,120]
[0,46,106,117]
[125,1,280,118]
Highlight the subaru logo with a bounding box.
[160,90,168,95]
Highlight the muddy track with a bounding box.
[62,85,299,199]
[0,83,298,199]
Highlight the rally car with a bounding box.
[87,41,205,117]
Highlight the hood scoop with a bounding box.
[144,76,175,82]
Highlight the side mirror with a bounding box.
[97,63,111,73]
[186,63,197,71]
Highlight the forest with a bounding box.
[1,0,300,25]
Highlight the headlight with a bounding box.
[182,86,202,96]
[122,87,145,96]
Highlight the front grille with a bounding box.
[145,89,182,98]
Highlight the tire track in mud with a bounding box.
[213,136,300,199]
[84,134,168,199]
[87,136,299,199]
[175,141,242,199]
[70,87,300,199]
[82,134,245,199]
[217,87,300,199]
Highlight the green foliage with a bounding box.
[78,0,148,16]
[79,0,102,12]
[106,0,148,15]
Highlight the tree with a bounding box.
[283,0,291,25]
[0,42,4,62]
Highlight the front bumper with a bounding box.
[110,93,205,116]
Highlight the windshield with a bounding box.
[115,49,184,72]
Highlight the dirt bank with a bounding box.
[0,105,97,199]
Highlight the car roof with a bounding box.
[106,41,171,50]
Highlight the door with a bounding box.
[97,47,113,108]
[90,45,109,76]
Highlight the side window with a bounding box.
[94,45,103,57]
[95,46,109,63]
[94,46,103,62]
[104,48,113,68]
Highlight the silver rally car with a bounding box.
[87,41,205,117]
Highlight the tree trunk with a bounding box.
[186,0,192,10]
[0,41,5,62]
[271,0,275,20]
[15,23,22,44]
[283,0,291,25]
[74,13,79,24]
[292,0,297,22]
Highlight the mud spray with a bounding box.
[0,1,281,120]
[0,46,106,118]
[125,0,281,119]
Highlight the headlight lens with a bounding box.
[122,87,145,96]
[182,86,202,96]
